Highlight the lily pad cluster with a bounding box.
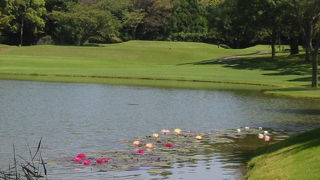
[58,127,289,173]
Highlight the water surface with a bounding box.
[0,80,319,179]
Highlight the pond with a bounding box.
[0,80,319,179]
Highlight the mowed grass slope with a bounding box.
[0,40,319,97]
[247,128,320,180]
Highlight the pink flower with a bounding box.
[165,143,174,148]
[133,141,141,146]
[161,129,171,135]
[83,160,91,166]
[96,159,103,164]
[137,149,145,154]
[103,158,110,163]
[77,153,86,159]
[73,157,82,163]
[264,135,271,142]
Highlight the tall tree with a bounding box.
[132,0,174,40]
[50,3,119,45]
[292,0,320,87]
[4,0,46,45]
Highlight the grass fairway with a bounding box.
[247,128,320,180]
[0,40,319,98]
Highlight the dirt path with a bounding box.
[217,51,270,62]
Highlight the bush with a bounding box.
[167,32,218,43]
[37,35,54,45]
[219,44,231,49]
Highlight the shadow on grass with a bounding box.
[186,55,311,77]
[253,128,320,157]
[53,43,105,47]
[266,109,320,116]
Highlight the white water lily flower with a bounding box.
[258,134,264,139]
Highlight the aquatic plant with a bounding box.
[0,139,47,180]
[57,127,289,174]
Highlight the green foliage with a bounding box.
[50,3,119,45]
[0,12,11,31]
[0,0,46,45]
[45,0,80,12]
[7,0,46,32]
[132,0,174,40]
[170,0,208,35]
[37,35,54,45]
[168,32,214,42]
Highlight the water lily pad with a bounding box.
[55,127,289,174]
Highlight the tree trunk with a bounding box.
[290,38,299,55]
[305,48,310,62]
[311,37,319,88]
[20,17,24,46]
[271,29,276,59]
[305,22,313,63]
[271,43,276,59]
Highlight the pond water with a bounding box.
[0,80,319,179]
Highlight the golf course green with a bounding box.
[0,40,319,98]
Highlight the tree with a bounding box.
[50,3,119,45]
[123,9,146,40]
[253,0,289,59]
[292,0,320,87]
[4,0,46,45]
[207,0,266,48]
[169,0,208,40]
[94,0,142,40]
[132,0,174,40]
[45,0,80,12]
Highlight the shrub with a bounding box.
[37,35,54,45]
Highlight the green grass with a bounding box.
[0,40,319,98]
[247,128,320,180]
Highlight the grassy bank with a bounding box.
[247,128,320,180]
[0,41,319,98]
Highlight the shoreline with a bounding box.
[0,73,319,100]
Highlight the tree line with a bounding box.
[0,0,319,87]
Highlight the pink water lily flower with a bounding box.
[96,159,103,164]
[165,143,174,148]
[103,158,110,162]
[264,135,271,142]
[161,129,171,135]
[137,149,145,154]
[73,157,82,163]
[77,153,86,159]
[83,160,91,166]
